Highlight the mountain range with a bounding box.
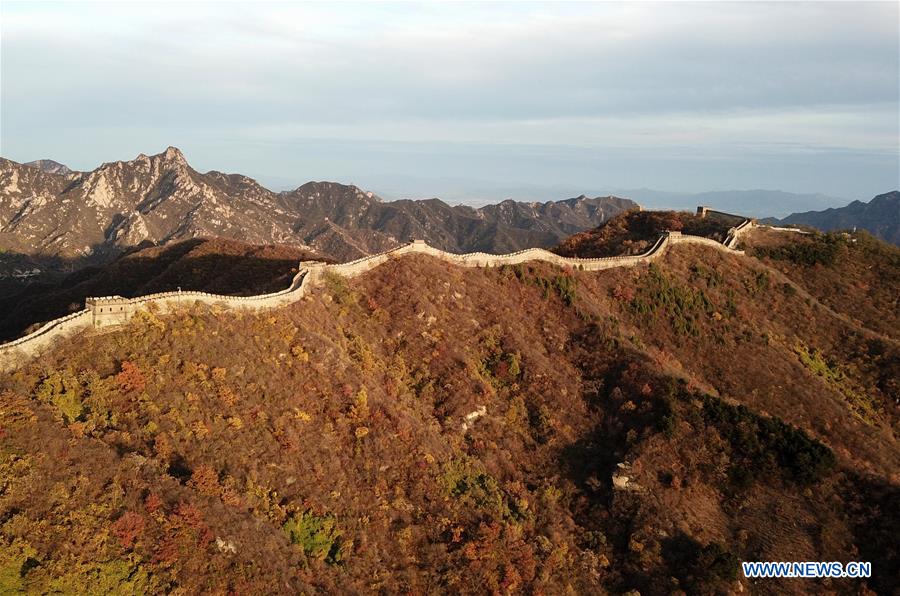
[0,148,635,265]
[610,188,845,219]
[769,191,899,245]
[371,181,848,219]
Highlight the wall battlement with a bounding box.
[0,213,755,371]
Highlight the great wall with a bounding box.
[0,210,758,371]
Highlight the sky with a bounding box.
[1,1,898,206]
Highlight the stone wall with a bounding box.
[0,218,754,371]
[322,229,749,282]
[697,206,748,225]
[0,268,311,370]
[324,234,673,278]
[0,309,93,369]
[724,219,755,249]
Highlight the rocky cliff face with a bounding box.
[0,148,298,262]
[0,148,637,264]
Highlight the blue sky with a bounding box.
[1,1,897,204]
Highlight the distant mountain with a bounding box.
[771,192,899,245]
[23,159,73,176]
[610,188,844,219]
[0,147,635,266]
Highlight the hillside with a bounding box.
[745,227,900,338]
[555,209,733,258]
[771,191,899,245]
[0,148,635,266]
[0,226,897,594]
[0,238,320,342]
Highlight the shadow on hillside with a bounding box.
[0,238,321,342]
[842,473,900,594]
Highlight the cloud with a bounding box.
[1,1,897,199]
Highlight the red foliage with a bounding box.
[116,360,146,393]
[612,284,635,302]
[144,492,164,514]
[152,503,215,565]
[111,511,145,549]
[220,484,245,508]
[152,535,181,567]
[495,360,510,380]
[172,501,214,549]
[173,502,204,527]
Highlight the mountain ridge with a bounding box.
[23,159,73,176]
[768,191,899,245]
[0,147,636,265]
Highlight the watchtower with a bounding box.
[85,296,133,327]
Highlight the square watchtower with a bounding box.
[85,296,133,327]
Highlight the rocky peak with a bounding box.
[123,147,189,173]
[160,146,187,164]
[24,159,72,176]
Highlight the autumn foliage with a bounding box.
[0,226,897,593]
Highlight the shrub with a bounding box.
[346,333,376,371]
[349,388,369,421]
[690,264,724,288]
[189,465,221,497]
[755,233,845,267]
[664,536,739,593]
[507,265,577,306]
[283,511,346,564]
[111,511,145,549]
[527,404,554,444]
[441,458,523,520]
[794,342,881,422]
[46,557,158,594]
[35,371,83,423]
[0,540,38,593]
[532,274,577,306]
[629,264,713,336]
[700,395,835,484]
[658,398,678,439]
[323,272,356,306]
[116,361,146,393]
[744,270,769,294]
[474,330,523,390]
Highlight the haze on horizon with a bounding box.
[1,1,897,206]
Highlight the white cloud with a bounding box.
[1,1,896,197]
